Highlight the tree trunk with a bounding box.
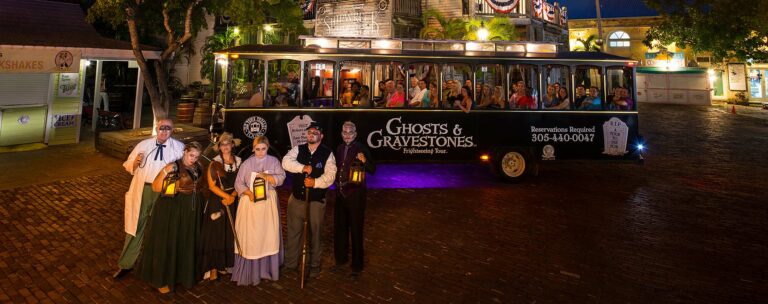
[126,6,166,121]
[124,1,200,123]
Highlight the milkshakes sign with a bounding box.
[366,117,475,155]
[0,48,81,73]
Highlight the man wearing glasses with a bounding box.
[113,118,185,280]
[331,121,375,280]
[282,122,337,278]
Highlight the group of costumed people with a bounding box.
[112,118,374,294]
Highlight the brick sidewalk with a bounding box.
[1,104,767,303]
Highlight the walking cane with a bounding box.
[299,173,311,289]
[217,173,243,256]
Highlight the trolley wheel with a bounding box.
[497,148,531,182]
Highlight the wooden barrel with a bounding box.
[176,102,195,123]
[193,104,211,127]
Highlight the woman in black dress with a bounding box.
[200,132,242,281]
[137,141,206,293]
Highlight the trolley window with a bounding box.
[303,60,335,107]
[543,65,570,110]
[508,64,539,110]
[266,59,300,108]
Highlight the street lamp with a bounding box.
[477,21,489,41]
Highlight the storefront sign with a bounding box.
[645,52,685,68]
[728,63,747,91]
[0,48,81,73]
[315,0,391,38]
[57,73,80,97]
[53,114,76,128]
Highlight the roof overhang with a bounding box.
[1,45,161,61]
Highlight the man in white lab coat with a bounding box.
[113,118,184,280]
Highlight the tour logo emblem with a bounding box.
[54,51,74,70]
[542,144,555,160]
[243,116,267,139]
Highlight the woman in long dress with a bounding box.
[199,132,242,281]
[137,142,206,294]
[231,136,286,285]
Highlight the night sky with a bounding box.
[559,0,659,19]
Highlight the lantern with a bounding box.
[349,161,365,185]
[161,171,179,197]
[252,176,267,202]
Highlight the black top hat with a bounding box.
[305,122,323,132]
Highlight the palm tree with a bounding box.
[421,10,518,42]
[463,16,518,41]
[574,34,601,52]
[200,28,240,81]
[420,9,467,40]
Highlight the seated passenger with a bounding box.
[579,86,603,110]
[341,82,354,107]
[409,80,427,107]
[610,87,634,111]
[573,85,587,109]
[458,86,473,113]
[444,80,460,108]
[488,86,506,110]
[357,85,371,108]
[508,80,524,108]
[548,87,570,110]
[423,82,439,108]
[512,86,537,109]
[476,84,493,109]
[408,77,420,100]
[387,83,405,108]
[542,84,558,108]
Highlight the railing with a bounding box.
[393,0,421,17]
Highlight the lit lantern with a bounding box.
[161,171,179,197]
[252,176,267,202]
[349,161,365,185]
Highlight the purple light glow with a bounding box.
[365,164,498,189]
[282,164,498,190]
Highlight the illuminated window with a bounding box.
[609,31,630,48]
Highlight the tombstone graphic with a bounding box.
[286,115,315,147]
[602,117,629,156]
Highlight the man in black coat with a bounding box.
[332,121,375,279]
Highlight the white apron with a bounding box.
[234,172,281,259]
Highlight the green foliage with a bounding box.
[574,34,600,52]
[644,0,768,62]
[463,16,518,41]
[200,28,240,81]
[420,10,517,41]
[88,0,226,44]
[420,9,467,40]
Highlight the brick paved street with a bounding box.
[0,104,766,303]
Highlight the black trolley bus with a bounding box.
[211,37,644,181]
